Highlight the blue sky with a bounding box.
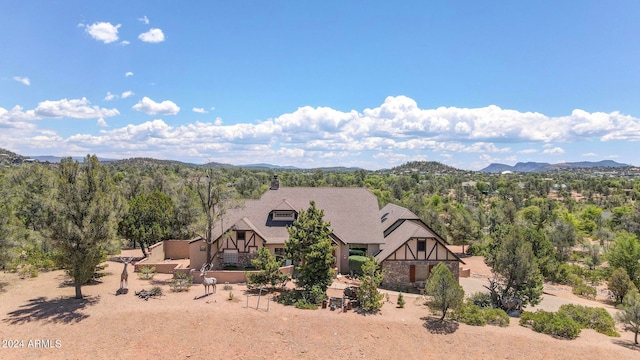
[1,1,639,170]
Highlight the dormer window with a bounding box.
[272,210,295,221]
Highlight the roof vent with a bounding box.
[270,174,280,190]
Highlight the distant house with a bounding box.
[189,176,463,287]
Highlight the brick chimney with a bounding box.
[270,174,280,190]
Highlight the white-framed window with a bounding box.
[272,210,295,221]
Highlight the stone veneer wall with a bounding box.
[381,260,460,291]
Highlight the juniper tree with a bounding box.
[485,226,543,308]
[120,190,175,257]
[246,247,289,290]
[50,155,123,299]
[426,263,464,320]
[616,289,640,344]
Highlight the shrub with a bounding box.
[276,287,324,309]
[469,292,493,308]
[483,307,510,327]
[572,283,597,300]
[567,273,584,287]
[397,293,405,308]
[170,271,192,292]
[223,283,233,291]
[18,264,39,279]
[520,310,581,339]
[137,265,156,280]
[149,286,163,297]
[557,304,620,337]
[450,300,510,327]
[348,256,367,276]
[228,291,234,301]
[466,243,489,256]
[451,301,486,326]
[349,249,366,256]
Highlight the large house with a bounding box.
[189,176,463,289]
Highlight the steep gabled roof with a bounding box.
[380,203,420,225]
[271,199,297,212]
[376,204,464,264]
[214,187,384,245]
[231,217,268,242]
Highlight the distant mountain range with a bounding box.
[1,147,630,174]
[481,160,629,173]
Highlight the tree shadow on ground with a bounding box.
[2,295,99,325]
[57,273,109,288]
[612,339,639,352]
[421,316,459,334]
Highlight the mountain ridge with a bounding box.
[481,160,628,173]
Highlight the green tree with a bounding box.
[246,247,289,290]
[188,168,235,263]
[608,268,638,304]
[607,232,640,287]
[425,263,464,320]
[356,256,385,313]
[445,205,479,253]
[616,289,640,345]
[120,190,175,257]
[0,202,22,269]
[546,218,577,261]
[50,156,123,299]
[286,201,335,301]
[486,227,544,308]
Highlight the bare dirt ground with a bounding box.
[0,249,638,360]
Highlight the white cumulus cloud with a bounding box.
[121,91,134,99]
[138,16,150,25]
[542,147,565,155]
[13,76,30,86]
[4,95,640,169]
[84,22,121,44]
[132,97,179,115]
[192,107,207,114]
[138,28,165,43]
[125,72,134,77]
[104,92,117,101]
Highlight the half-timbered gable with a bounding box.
[377,203,463,290]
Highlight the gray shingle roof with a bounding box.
[214,187,385,245]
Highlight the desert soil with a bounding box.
[0,249,638,360]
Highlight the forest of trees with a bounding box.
[1,156,640,305]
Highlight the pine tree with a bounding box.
[50,156,123,299]
[426,263,464,320]
[285,201,335,303]
[357,256,385,312]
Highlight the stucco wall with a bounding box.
[163,240,190,259]
[133,260,182,274]
[190,265,294,284]
[381,260,460,291]
[147,242,164,263]
[189,239,208,270]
